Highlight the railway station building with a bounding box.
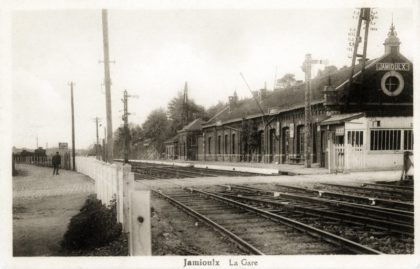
[166,23,413,172]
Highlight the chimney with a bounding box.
[259,88,267,101]
[228,90,238,111]
[259,82,268,101]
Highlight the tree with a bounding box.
[167,91,206,135]
[276,73,296,89]
[113,124,144,159]
[142,108,170,154]
[205,101,226,121]
[317,65,338,77]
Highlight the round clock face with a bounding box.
[381,70,404,96]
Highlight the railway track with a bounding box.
[319,183,413,201]
[153,187,382,255]
[129,161,270,180]
[220,185,413,235]
[224,184,413,226]
[362,183,413,192]
[210,184,414,254]
[271,183,414,211]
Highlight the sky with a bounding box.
[12,7,414,149]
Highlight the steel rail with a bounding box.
[228,184,413,220]
[131,161,264,178]
[218,191,413,235]
[133,171,160,180]
[162,167,221,177]
[152,190,265,255]
[190,188,383,254]
[362,183,413,191]
[133,169,174,179]
[274,184,414,211]
[135,166,194,179]
[321,183,413,197]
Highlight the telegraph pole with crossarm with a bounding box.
[122,90,138,163]
[92,117,101,160]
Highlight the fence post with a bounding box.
[129,190,151,256]
[122,164,133,233]
[116,163,124,224]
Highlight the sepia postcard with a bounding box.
[1,0,419,269]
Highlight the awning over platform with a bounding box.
[320,112,365,126]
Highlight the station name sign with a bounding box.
[59,142,68,149]
[376,63,410,71]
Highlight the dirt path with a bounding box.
[13,164,94,256]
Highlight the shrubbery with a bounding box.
[61,195,122,250]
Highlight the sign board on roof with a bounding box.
[58,142,68,149]
[376,63,409,71]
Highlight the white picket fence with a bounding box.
[75,156,151,255]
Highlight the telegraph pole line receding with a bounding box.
[122,90,129,163]
[93,117,101,160]
[122,90,138,163]
[69,81,76,171]
[101,9,114,163]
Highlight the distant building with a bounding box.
[165,118,204,161]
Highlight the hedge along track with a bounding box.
[153,188,382,255]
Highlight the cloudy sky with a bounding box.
[12,7,414,149]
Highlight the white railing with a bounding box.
[75,157,150,255]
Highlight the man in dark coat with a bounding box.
[52,152,61,175]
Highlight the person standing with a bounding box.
[52,152,61,175]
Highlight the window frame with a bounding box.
[368,128,413,152]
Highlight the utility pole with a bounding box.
[101,9,114,163]
[122,90,138,163]
[302,54,327,168]
[69,81,76,171]
[346,8,372,106]
[93,117,101,160]
[103,126,107,161]
[122,90,129,163]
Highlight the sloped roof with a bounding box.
[164,134,179,144]
[320,112,365,125]
[178,118,204,133]
[204,58,378,127]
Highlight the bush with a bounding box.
[61,195,122,250]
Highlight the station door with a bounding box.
[346,130,365,170]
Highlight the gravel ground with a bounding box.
[151,191,246,255]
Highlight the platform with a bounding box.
[131,159,330,175]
